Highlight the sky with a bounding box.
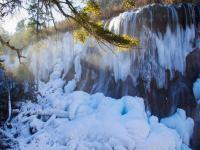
[1,0,85,34]
[1,9,28,34]
[1,9,64,34]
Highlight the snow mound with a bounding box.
[6,61,193,150]
[161,109,194,145]
[9,92,191,150]
[7,93,193,149]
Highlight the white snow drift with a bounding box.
[6,61,194,150]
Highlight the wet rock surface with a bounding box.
[65,55,197,118]
[186,48,200,83]
[192,110,200,150]
[1,2,200,150]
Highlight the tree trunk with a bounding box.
[5,76,12,123]
[6,86,11,122]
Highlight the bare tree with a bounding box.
[0,36,25,63]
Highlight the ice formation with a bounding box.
[2,3,198,149]
[6,61,194,150]
[161,109,194,145]
[193,76,200,102]
[3,3,194,91]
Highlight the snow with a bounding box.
[3,4,196,90]
[193,76,200,102]
[5,63,193,150]
[2,4,196,150]
[161,109,194,145]
[107,5,195,88]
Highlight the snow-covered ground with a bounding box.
[5,61,194,150]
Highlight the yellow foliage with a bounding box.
[117,34,139,51]
[83,0,102,18]
[122,0,135,10]
[73,28,89,43]
[96,21,104,27]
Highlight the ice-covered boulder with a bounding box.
[161,109,194,145]
[6,88,193,150]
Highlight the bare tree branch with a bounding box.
[0,35,25,63]
[0,0,21,19]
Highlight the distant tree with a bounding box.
[16,19,26,32]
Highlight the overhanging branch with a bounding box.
[0,35,26,63]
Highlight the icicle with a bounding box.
[4,3,198,91]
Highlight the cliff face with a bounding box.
[69,3,199,118]
[19,3,199,118]
[2,2,200,149]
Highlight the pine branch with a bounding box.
[52,0,139,48]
